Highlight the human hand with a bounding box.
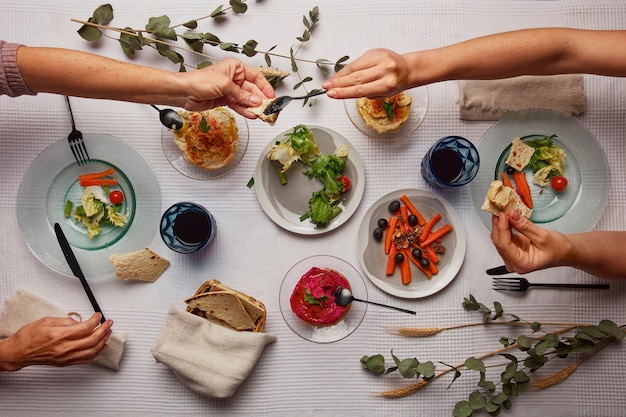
[490,210,573,274]
[0,313,113,371]
[181,58,275,118]
[322,48,412,99]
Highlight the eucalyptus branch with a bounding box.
[361,295,625,416]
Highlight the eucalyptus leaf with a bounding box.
[485,401,500,414]
[242,40,258,57]
[210,5,225,17]
[530,321,541,332]
[230,0,248,14]
[197,61,212,69]
[469,391,486,410]
[513,370,530,385]
[453,401,474,417]
[92,3,114,25]
[219,42,239,52]
[492,301,503,319]
[417,361,436,379]
[183,20,198,29]
[580,325,607,339]
[535,340,548,356]
[146,16,177,40]
[361,354,386,374]
[465,357,486,373]
[398,358,419,378]
[77,24,102,42]
[517,335,531,350]
[502,361,517,381]
[599,320,625,340]
[491,392,508,405]
[478,379,496,391]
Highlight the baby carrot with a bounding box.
[384,217,398,255]
[405,248,432,279]
[78,167,115,180]
[386,245,398,276]
[419,213,442,243]
[501,172,514,189]
[80,178,118,187]
[400,194,426,226]
[420,224,453,248]
[399,251,412,285]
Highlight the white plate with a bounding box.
[357,189,466,299]
[469,108,610,233]
[343,86,429,141]
[279,255,367,343]
[161,108,249,180]
[17,133,161,279]
[254,125,365,235]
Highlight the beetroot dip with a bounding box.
[290,267,351,326]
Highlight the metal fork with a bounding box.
[263,89,327,115]
[65,96,90,166]
[492,277,610,291]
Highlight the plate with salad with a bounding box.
[254,124,365,235]
[17,133,161,279]
[470,108,609,234]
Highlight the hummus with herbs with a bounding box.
[290,267,351,326]
[356,92,412,133]
[174,108,238,170]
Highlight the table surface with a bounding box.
[1,1,625,416]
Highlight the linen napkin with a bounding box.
[0,288,127,370]
[458,74,585,120]
[151,306,276,398]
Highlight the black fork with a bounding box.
[65,96,90,166]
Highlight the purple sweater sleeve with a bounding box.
[0,40,36,97]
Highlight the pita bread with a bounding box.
[356,92,412,133]
[505,137,535,171]
[108,248,170,282]
[185,292,255,331]
[481,180,532,218]
[185,280,267,332]
[249,99,279,126]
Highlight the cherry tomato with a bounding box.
[551,175,568,192]
[338,175,351,192]
[109,190,124,204]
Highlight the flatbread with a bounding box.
[249,98,279,126]
[505,137,535,171]
[108,248,170,282]
[207,281,265,324]
[356,92,412,133]
[185,292,255,331]
[481,180,532,218]
[174,108,238,170]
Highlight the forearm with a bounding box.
[17,46,189,107]
[405,28,626,86]
[0,339,23,371]
[563,231,626,280]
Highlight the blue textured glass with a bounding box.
[160,202,216,253]
[421,136,480,188]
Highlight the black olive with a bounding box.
[394,253,405,264]
[505,165,516,175]
[408,214,418,226]
[419,257,430,268]
[372,227,384,241]
[412,248,423,259]
[377,218,389,229]
[388,200,401,213]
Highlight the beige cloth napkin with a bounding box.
[151,306,276,398]
[458,74,585,120]
[0,289,127,370]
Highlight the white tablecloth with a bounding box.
[1,1,625,416]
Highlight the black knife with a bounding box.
[486,265,510,276]
[54,223,106,324]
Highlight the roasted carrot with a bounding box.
[79,167,115,180]
[400,194,426,226]
[513,171,533,209]
[404,248,432,279]
[424,245,439,264]
[420,224,453,248]
[384,217,398,255]
[427,259,438,276]
[386,245,398,276]
[399,252,412,285]
[79,178,118,187]
[501,172,514,189]
[419,212,442,243]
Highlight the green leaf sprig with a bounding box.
[304,288,329,306]
[72,3,349,96]
[360,294,625,416]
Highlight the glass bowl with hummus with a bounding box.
[279,254,367,343]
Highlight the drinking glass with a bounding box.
[421,136,480,188]
[160,202,216,253]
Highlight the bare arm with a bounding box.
[16,46,275,116]
[491,210,626,281]
[324,28,626,98]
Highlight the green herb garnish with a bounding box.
[381,99,394,121]
[304,288,329,306]
[199,116,211,133]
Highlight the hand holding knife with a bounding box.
[54,223,106,324]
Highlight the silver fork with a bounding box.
[65,96,90,166]
[492,277,610,291]
[263,89,327,115]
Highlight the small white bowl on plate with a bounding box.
[343,86,429,141]
[357,189,466,299]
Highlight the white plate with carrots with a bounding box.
[17,133,161,279]
[357,189,466,299]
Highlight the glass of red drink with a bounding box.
[160,202,216,253]
[421,136,479,188]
